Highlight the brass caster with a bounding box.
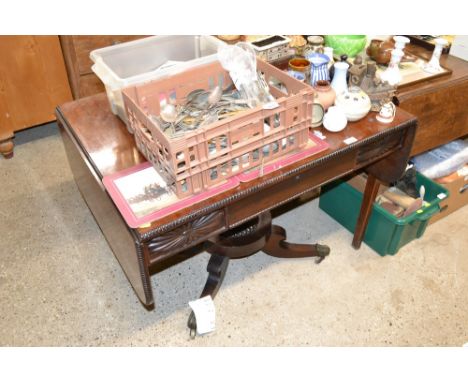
[314,244,330,264]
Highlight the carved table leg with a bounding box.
[187,253,229,338]
[187,213,271,337]
[187,211,330,337]
[0,137,14,159]
[352,173,380,249]
[263,225,330,264]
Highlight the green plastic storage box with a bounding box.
[319,172,449,256]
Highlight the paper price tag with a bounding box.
[188,296,216,335]
[437,193,447,200]
[344,136,358,145]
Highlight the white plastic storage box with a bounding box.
[90,35,226,122]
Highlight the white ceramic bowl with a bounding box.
[335,86,371,121]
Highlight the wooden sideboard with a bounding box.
[0,36,72,158]
[59,35,146,99]
[0,35,145,158]
[397,45,468,156]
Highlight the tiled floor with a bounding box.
[1,122,467,346]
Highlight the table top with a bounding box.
[57,93,416,236]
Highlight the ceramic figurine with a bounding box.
[313,80,336,110]
[424,38,449,74]
[330,61,349,95]
[348,55,367,87]
[359,61,396,111]
[380,48,404,86]
[376,100,396,123]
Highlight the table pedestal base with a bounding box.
[188,211,330,338]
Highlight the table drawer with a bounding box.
[227,150,356,227]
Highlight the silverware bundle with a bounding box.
[150,71,276,140]
[150,86,252,139]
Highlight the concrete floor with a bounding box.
[1,122,467,346]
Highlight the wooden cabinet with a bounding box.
[59,36,146,99]
[0,35,146,159]
[396,45,468,156]
[0,36,72,158]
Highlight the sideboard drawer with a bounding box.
[60,35,147,98]
[72,35,146,75]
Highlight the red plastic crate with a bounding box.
[123,59,314,198]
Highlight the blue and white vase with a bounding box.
[306,53,330,86]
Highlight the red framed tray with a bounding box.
[103,162,240,228]
[103,132,329,228]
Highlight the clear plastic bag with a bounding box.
[412,140,468,179]
[217,43,277,108]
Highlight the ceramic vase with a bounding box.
[330,61,349,96]
[313,80,336,110]
[366,39,393,65]
[323,47,335,71]
[306,53,330,86]
[288,57,310,82]
[380,48,404,86]
[424,38,448,74]
[393,35,410,51]
[323,106,347,132]
[305,35,324,55]
[335,86,371,121]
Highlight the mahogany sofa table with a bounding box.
[56,93,417,336]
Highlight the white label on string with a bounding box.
[437,193,447,200]
[188,295,216,335]
[344,136,358,145]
